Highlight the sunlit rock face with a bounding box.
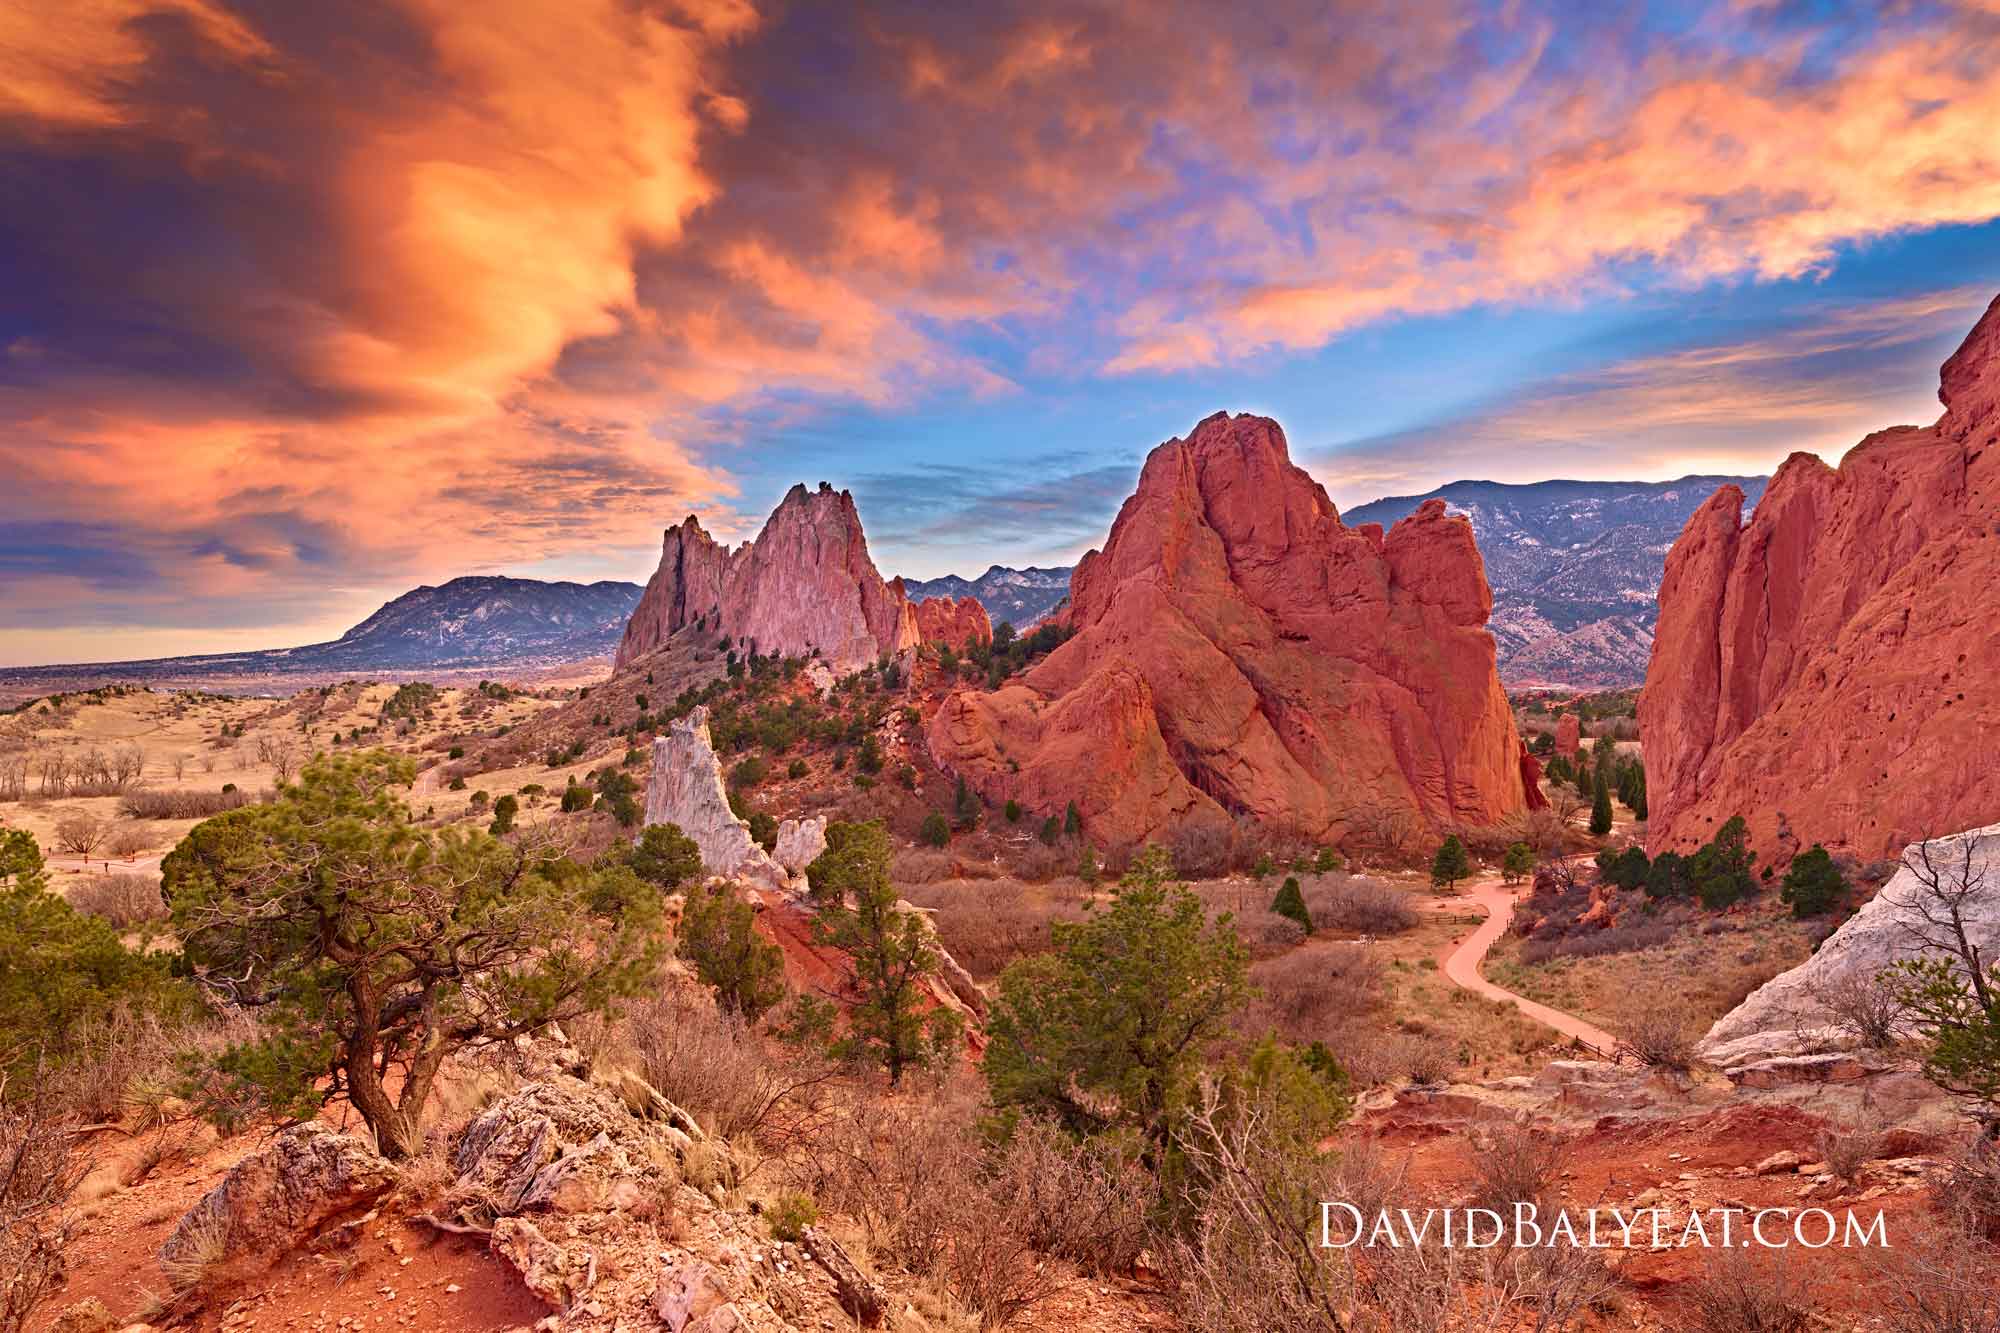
[929,410,1535,852]
[617,483,919,675]
[1641,294,2000,865]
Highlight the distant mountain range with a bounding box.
[1345,476,1769,687]
[0,576,641,698]
[900,565,1072,629]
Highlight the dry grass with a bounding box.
[898,878,1086,980]
[1243,943,1384,1046]
[1486,907,1813,1037]
[1677,1249,1814,1333]
[1303,876,1418,934]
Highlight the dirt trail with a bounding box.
[1427,873,1621,1052]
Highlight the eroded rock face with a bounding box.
[771,815,827,874]
[902,588,993,649]
[1640,294,2000,862]
[1699,823,2000,1065]
[927,411,1534,851]
[1554,712,1580,757]
[642,707,794,891]
[160,1124,396,1278]
[617,483,919,674]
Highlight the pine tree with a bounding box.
[1780,844,1847,918]
[1501,841,1535,885]
[1589,772,1613,836]
[1271,876,1312,933]
[1429,835,1471,892]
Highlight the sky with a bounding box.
[5,0,2000,665]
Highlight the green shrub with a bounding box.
[632,822,703,889]
[920,812,950,848]
[766,1189,818,1242]
[1270,877,1312,933]
[1780,845,1847,918]
[1004,799,1022,824]
[560,783,594,813]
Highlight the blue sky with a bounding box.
[4,0,2000,663]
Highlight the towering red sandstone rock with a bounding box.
[900,588,992,649]
[1554,712,1581,757]
[1641,294,2000,862]
[617,483,919,674]
[927,412,1535,851]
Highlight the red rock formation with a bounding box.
[899,587,992,649]
[927,411,1536,851]
[1554,712,1581,757]
[617,483,919,674]
[1641,294,2000,862]
[1519,744,1549,811]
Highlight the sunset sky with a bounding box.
[6,0,2000,665]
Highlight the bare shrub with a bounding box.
[1813,1117,1885,1189]
[1304,877,1418,934]
[120,787,256,820]
[609,994,836,1147]
[1402,1036,1459,1086]
[1318,1024,1409,1090]
[986,1116,1154,1275]
[1171,821,1233,879]
[0,1083,83,1331]
[53,812,108,858]
[1004,840,1072,883]
[1466,1123,1561,1240]
[65,874,168,928]
[1873,1219,2000,1333]
[1245,944,1384,1045]
[1812,971,1902,1049]
[1616,1009,1695,1072]
[1937,1133,2000,1241]
[1235,913,1306,959]
[104,823,153,859]
[1678,1249,1814,1333]
[891,847,956,885]
[1518,919,1675,965]
[899,879,1083,980]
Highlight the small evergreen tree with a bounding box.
[1271,876,1312,934]
[487,793,518,836]
[1064,800,1082,837]
[1429,835,1472,892]
[953,776,980,830]
[1038,814,1060,845]
[677,881,785,1020]
[1004,799,1022,823]
[1780,844,1847,918]
[1589,772,1613,836]
[164,752,663,1158]
[919,811,950,848]
[1501,841,1535,885]
[985,846,1252,1149]
[631,821,704,889]
[806,821,958,1083]
[1690,815,1757,909]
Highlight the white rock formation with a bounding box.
[772,815,828,875]
[1698,822,2000,1066]
[642,707,793,891]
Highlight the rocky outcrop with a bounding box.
[902,587,992,649]
[771,815,828,875]
[442,1070,871,1329]
[617,484,919,674]
[1641,295,2000,862]
[1518,744,1548,811]
[927,412,1535,851]
[160,1124,396,1279]
[1554,712,1580,757]
[642,707,800,892]
[1698,823,2000,1065]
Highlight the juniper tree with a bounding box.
[163,751,665,1158]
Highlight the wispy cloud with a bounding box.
[1311,287,1990,504]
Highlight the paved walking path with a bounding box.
[1430,874,1622,1053]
